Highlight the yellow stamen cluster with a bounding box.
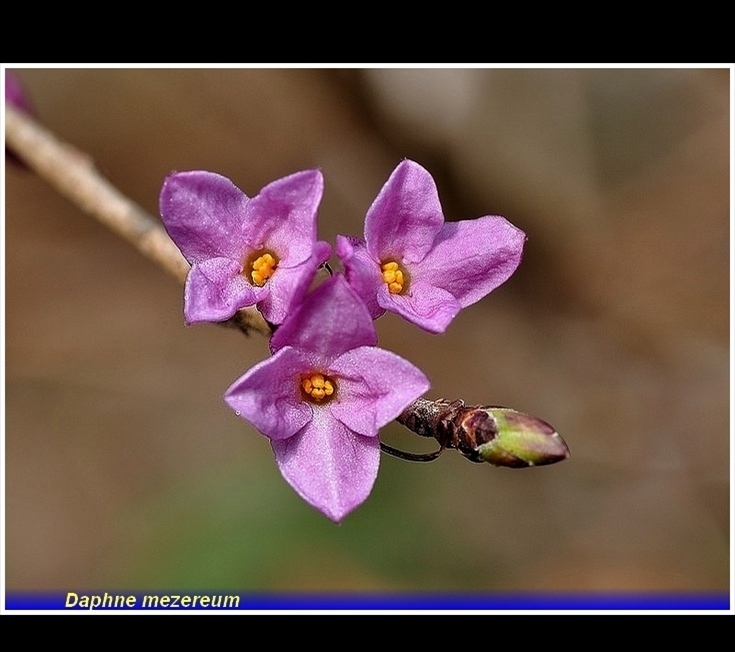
[301,373,336,403]
[250,252,278,286]
[381,261,405,294]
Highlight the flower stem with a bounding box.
[379,441,444,462]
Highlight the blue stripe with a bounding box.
[4,592,731,611]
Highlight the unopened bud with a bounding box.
[393,398,569,468]
[462,407,569,468]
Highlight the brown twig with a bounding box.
[4,103,270,337]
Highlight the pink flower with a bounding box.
[159,169,328,325]
[224,275,430,522]
[337,160,526,333]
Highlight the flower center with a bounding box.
[300,372,336,404]
[381,260,407,294]
[247,251,279,287]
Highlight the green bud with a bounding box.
[460,407,569,468]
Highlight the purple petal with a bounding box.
[329,347,430,437]
[183,258,262,324]
[258,240,332,325]
[415,216,526,307]
[246,169,323,265]
[224,346,312,440]
[5,71,36,167]
[270,275,378,359]
[378,280,461,334]
[5,70,34,116]
[159,171,252,264]
[364,160,444,264]
[335,235,385,320]
[271,409,380,523]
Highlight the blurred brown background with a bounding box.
[4,67,730,595]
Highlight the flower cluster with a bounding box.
[159,160,525,522]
